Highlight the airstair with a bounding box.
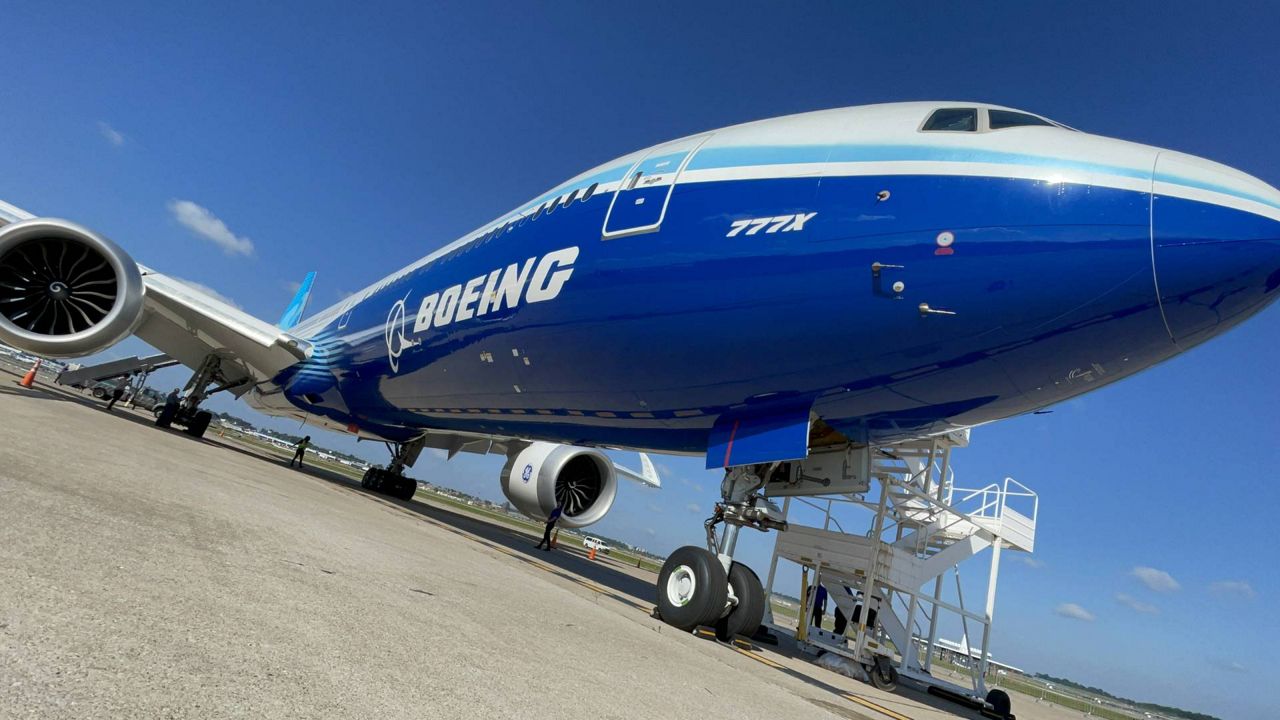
[760,429,1037,704]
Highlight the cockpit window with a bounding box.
[923,108,977,132]
[988,110,1053,130]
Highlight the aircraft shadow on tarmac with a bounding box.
[206,435,660,610]
[204,438,992,720]
[3,369,990,719]
[0,376,218,442]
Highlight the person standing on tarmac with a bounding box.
[105,383,126,411]
[156,388,182,427]
[289,435,312,468]
[534,503,564,551]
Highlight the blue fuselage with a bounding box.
[269,109,1280,461]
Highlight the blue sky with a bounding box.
[2,3,1277,718]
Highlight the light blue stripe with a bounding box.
[686,143,1280,212]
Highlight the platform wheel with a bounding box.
[656,546,728,631]
[868,658,898,691]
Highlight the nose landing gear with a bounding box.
[655,465,786,640]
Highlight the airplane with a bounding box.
[1,100,1278,648]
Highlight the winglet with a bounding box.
[615,452,662,488]
[278,272,316,330]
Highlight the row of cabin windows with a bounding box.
[480,181,600,242]
[921,107,1061,133]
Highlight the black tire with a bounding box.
[392,475,417,501]
[986,689,1012,718]
[92,387,106,399]
[152,406,164,419]
[722,562,765,639]
[155,405,176,428]
[360,468,373,489]
[656,546,728,631]
[869,660,898,691]
[184,410,212,438]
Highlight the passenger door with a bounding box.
[602,134,711,239]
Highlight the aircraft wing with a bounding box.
[0,203,307,395]
[132,269,309,395]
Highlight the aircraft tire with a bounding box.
[722,562,765,639]
[986,689,1012,718]
[360,468,373,489]
[392,475,416,501]
[656,546,728,632]
[184,410,212,439]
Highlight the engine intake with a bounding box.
[500,443,619,528]
[0,218,144,358]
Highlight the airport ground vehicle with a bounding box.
[582,537,611,554]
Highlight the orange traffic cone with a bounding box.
[17,359,41,388]
[588,547,597,561]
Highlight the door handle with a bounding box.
[918,303,956,317]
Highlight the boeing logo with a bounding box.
[385,247,580,373]
[384,292,418,374]
[411,246,579,334]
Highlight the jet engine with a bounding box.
[0,218,145,358]
[500,442,619,528]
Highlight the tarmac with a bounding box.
[0,370,1084,720]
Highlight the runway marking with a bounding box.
[841,692,912,720]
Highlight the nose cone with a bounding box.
[1152,151,1280,348]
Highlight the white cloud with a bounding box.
[645,503,663,514]
[686,503,701,514]
[1013,556,1045,569]
[1210,580,1257,599]
[1054,603,1095,622]
[1131,566,1180,593]
[645,528,656,537]
[97,121,125,147]
[168,199,254,257]
[284,280,303,295]
[1115,593,1159,615]
[172,277,241,309]
[1208,658,1248,674]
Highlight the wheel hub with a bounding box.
[665,564,696,607]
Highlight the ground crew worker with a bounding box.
[534,503,564,551]
[289,436,311,468]
[105,383,126,411]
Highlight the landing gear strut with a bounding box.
[656,465,787,639]
[360,438,424,501]
[155,354,247,439]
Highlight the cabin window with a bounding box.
[988,110,1053,130]
[582,182,598,201]
[563,188,580,206]
[922,108,977,132]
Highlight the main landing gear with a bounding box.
[155,354,246,439]
[360,438,424,501]
[656,465,787,640]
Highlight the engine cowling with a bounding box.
[0,218,145,358]
[500,442,618,528]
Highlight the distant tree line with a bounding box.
[1031,674,1220,720]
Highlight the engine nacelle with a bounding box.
[0,218,145,358]
[500,442,618,528]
